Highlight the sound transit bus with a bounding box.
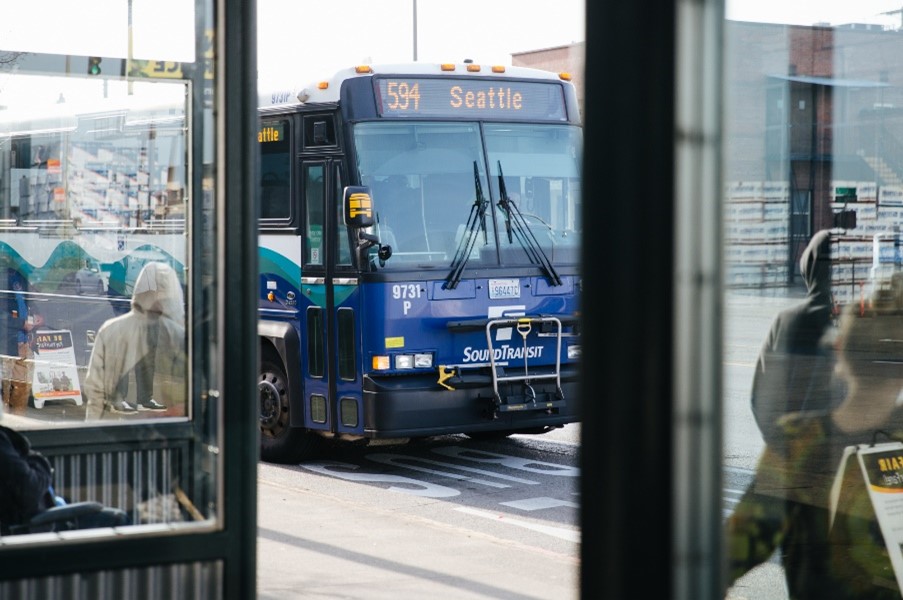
[257,63,582,462]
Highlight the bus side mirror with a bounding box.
[343,186,375,229]
[344,185,392,267]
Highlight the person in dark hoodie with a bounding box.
[0,425,130,534]
[750,229,843,445]
[0,424,53,534]
[728,303,903,599]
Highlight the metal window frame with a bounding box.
[0,0,260,596]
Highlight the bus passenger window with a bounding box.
[303,115,336,148]
[261,173,290,219]
[259,118,291,220]
[334,164,353,266]
[337,308,356,381]
[304,164,326,265]
[307,307,324,378]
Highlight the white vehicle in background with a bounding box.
[75,258,108,295]
[869,231,903,310]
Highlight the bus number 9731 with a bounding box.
[256,62,582,463]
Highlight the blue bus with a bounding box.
[257,62,582,462]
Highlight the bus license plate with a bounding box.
[488,279,521,299]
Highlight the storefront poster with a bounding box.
[857,443,903,592]
[31,329,83,408]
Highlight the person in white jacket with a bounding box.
[84,262,185,419]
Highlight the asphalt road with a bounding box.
[723,290,802,600]
[256,425,580,600]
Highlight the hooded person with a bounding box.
[728,304,903,599]
[83,262,186,419]
[0,424,54,533]
[750,229,843,445]
[0,424,130,533]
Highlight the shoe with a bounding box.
[110,400,138,414]
[137,399,167,411]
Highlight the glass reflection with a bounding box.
[0,76,188,424]
[725,4,903,598]
[0,0,219,558]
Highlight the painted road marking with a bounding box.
[455,506,580,543]
[500,497,579,511]
[301,461,460,498]
[431,447,579,476]
[366,453,538,487]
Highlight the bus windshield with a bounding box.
[352,121,582,270]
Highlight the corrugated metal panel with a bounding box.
[48,445,187,525]
[0,561,223,599]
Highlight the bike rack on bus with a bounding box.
[485,315,565,417]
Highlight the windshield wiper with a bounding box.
[496,161,562,286]
[445,161,489,289]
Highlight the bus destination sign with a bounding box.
[375,77,567,121]
[259,121,285,143]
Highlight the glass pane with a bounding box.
[0,78,189,421]
[337,308,355,381]
[334,163,352,266]
[353,121,493,267]
[307,306,323,378]
[304,164,325,265]
[259,119,291,221]
[724,4,903,597]
[485,123,582,266]
[0,0,220,541]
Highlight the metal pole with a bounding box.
[127,0,133,95]
[413,0,418,61]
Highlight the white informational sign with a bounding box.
[855,442,903,592]
[31,329,83,409]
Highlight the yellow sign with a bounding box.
[385,337,404,349]
[128,29,214,80]
[259,124,283,143]
[130,60,184,79]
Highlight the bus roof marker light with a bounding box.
[466,64,481,72]
[491,66,506,73]
[440,64,456,71]
[355,65,373,74]
[317,81,329,90]
[559,72,572,81]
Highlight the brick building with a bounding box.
[512,42,586,122]
[514,26,903,299]
[723,21,903,294]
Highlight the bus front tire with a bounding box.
[258,357,319,463]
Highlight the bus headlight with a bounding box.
[375,353,434,370]
[395,354,414,369]
[567,345,581,359]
